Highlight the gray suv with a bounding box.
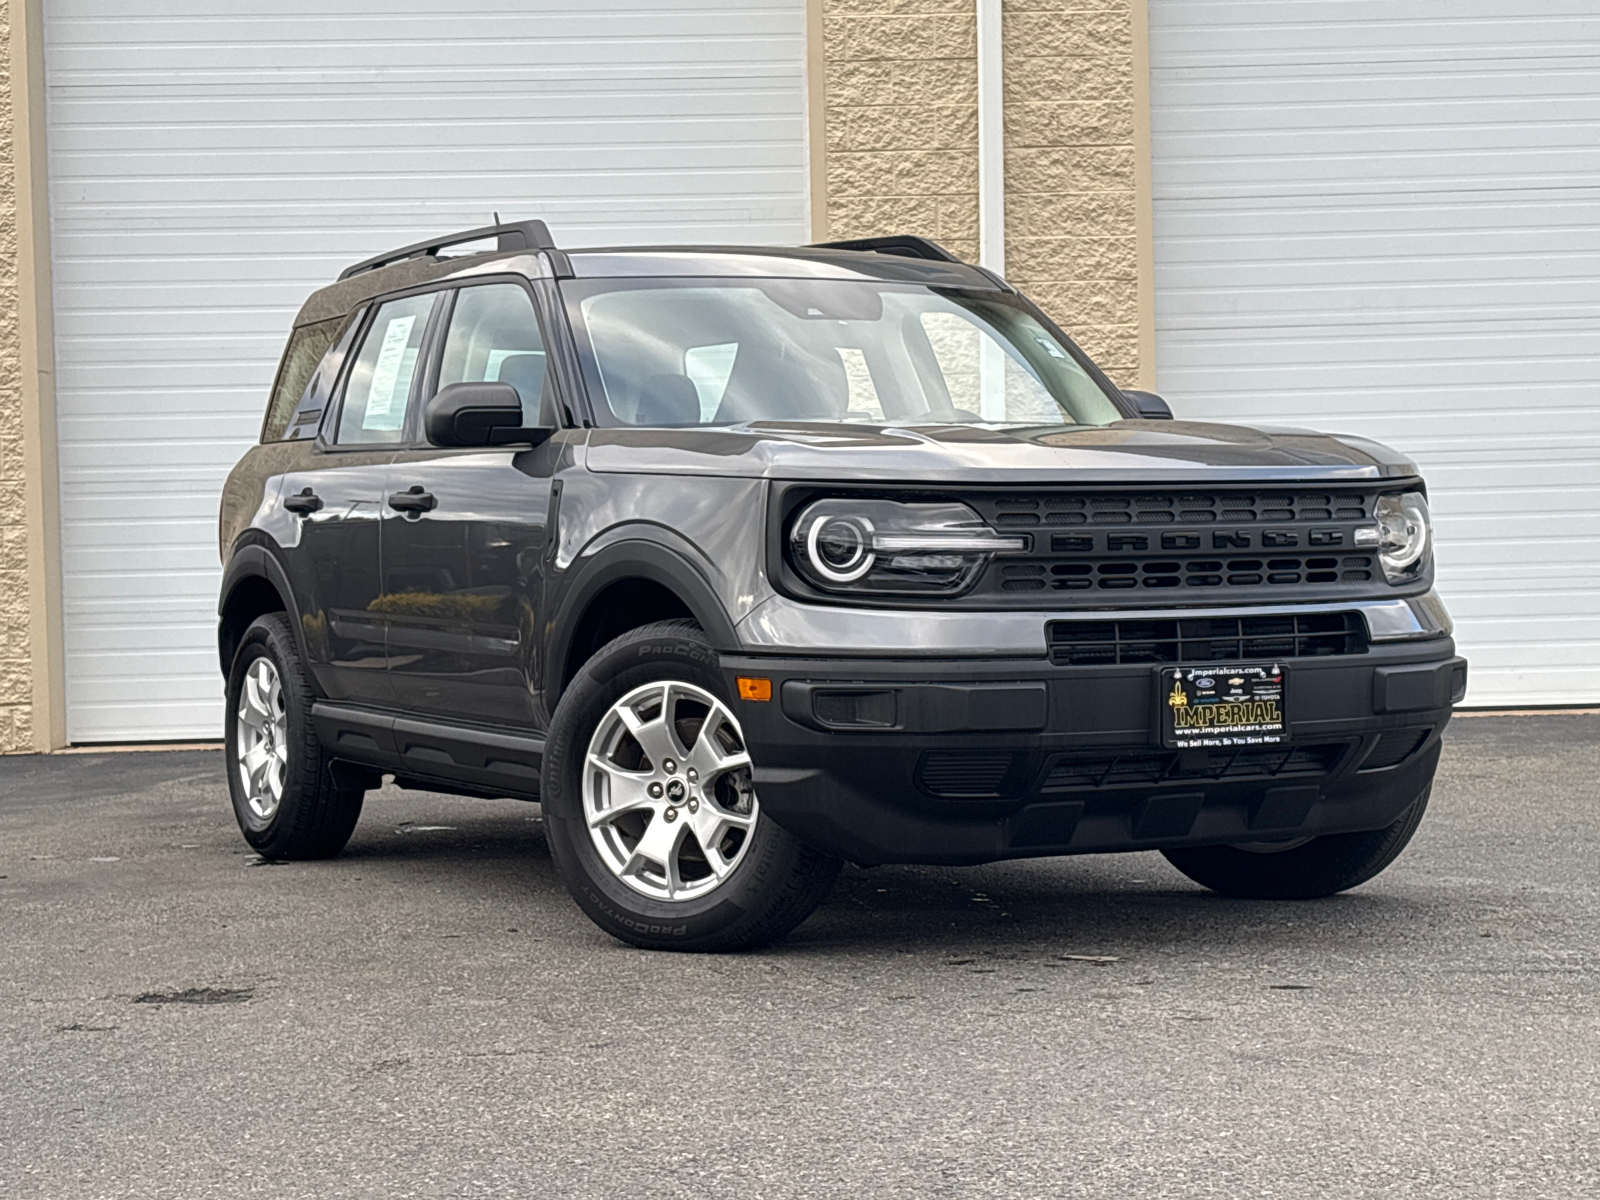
[217,220,1465,950]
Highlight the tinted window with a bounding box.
[437,283,548,425]
[261,317,343,442]
[279,313,361,442]
[335,293,436,445]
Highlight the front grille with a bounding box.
[984,491,1373,528]
[1000,554,1375,593]
[1042,743,1348,791]
[1048,612,1366,666]
[961,486,1405,609]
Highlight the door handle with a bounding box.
[388,485,437,514]
[283,487,323,515]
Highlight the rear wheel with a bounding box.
[1161,787,1430,899]
[224,613,365,859]
[541,620,841,951]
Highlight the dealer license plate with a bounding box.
[1161,663,1287,750]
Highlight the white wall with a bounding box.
[1150,0,1600,706]
[45,0,810,740]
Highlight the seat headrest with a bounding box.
[714,341,848,424]
[633,373,703,426]
[495,353,547,421]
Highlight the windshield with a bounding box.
[563,278,1125,428]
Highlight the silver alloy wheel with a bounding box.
[583,680,759,902]
[236,656,289,823]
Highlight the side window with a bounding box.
[261,317,344,442]
[282,313,361,441]
[335,293,436,446]
[437,283,548,425]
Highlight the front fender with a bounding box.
[545,535,742,712]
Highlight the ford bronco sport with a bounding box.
[218,220,1466,951]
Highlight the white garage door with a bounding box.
[1149,1,1600,706]
[46,0,809,741]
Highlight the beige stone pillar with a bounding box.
[819,0,981,262]
[3,0,62,753]
[816,0,1151,387]
[0,3,31,752]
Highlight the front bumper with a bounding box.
[721,613,1465,865]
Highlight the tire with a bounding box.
[541,620,841,952]
[1161,786,1431,900]
[224,612,365,860]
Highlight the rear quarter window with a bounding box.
[261,317,349,442]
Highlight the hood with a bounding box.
[583,420,1420,484]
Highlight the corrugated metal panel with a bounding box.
[45,0,809,741]
[1149,0,1600,706]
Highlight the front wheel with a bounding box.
[541,620,841,951]
[1161,787,1430,899]
[224,612,365,859]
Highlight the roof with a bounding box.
[291,241,1001,328]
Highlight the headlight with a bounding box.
[789,499,1025,595]
[1371,491,1431,581]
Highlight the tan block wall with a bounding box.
[1004,0,1138,377]
[822,0,981,263]
[818,0,1142,381]
[0,6,30,753]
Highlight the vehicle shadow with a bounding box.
[329,792,1438,958]
[787,856,1436,958]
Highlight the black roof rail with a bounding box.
[337,219,561,281]
[808,235,965,264]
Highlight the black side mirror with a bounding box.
[1122,389,1173,420]
[424,381,553,447]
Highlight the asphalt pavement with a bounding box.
[2,715,1596,1199]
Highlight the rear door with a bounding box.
[279,291,439,706]
[381,280,562,728]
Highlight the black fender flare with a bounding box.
[217,540,310,678]
[545,536,741,712]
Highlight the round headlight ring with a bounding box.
[1376,491,1430,577]
[806,514,876,584]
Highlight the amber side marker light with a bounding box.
[737,677,773,702]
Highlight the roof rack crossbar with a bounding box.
[337,219,558,281]
[808,235,964,264]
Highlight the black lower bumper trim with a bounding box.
[752,739,1440,864]
[726,639,1461,865]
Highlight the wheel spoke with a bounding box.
[615,692,684,770]
[687,819,735,881]
[245,663,272,718]
[265,749,286,800]
[584,754,656,828]
[241,739,271,776]
[623,811,689,897]
[688,803,753,875]
[237,699,268,733]
[243,757,270,810]
[686,704,752,780]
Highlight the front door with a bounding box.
[380,281,560,728]
[281,289,440,706]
